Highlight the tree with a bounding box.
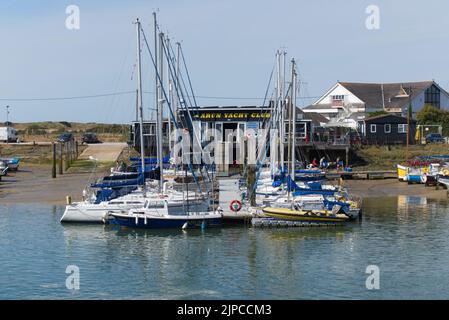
[416,104,449,136]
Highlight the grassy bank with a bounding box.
[8,121,128,143]
[355,144,449,170]
[0,144,84,165]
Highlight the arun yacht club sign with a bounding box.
[191,110,271,122]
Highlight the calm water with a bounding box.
[1,196,449,299]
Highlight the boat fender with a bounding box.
[230,200,242,212]
[102,212,110,224]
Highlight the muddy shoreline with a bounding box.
[1,164,447,205]
[344,178,448,199]
[0,164,110,204]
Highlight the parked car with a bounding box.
[81,132,101,144]
[0,160,8,176]
[425,133,445,144]
[57,132,74,143]
[0,158,20,171]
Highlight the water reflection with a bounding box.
[3,197,449,299]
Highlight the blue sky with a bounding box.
[1,0,448,123]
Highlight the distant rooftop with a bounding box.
[304,80,447,111]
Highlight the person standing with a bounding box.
[319,157,325,168]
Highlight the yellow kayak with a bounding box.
[262,207,350,223]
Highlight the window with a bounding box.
[370,124,377,133]
[360,123,366,135]
[398,124,407,134]
[331,95,345,101]
[384,124,391,133]
[425,85,440,108]
[145,201,165,209]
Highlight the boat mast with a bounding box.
[172,42,181,172]
[291,58,297,182]
[157,31,165,193]
[135,18,146,188]
[153,12,164,193]
[271,50,280,176]
[278,51,284,173]
[166,36,172,158]
[276,50,283,171]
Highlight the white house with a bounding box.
[303,81,449,121]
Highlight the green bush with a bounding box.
[417,104,449,135]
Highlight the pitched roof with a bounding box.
[299,108,328,124]
[338,81,437,110]
[364,113,416,123]
[303,103,365,110]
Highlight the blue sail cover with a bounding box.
[272,179,283,188]
[287,176,338,196]
[324,199,350,212]
[287,175,300,192]
[103,167,161,181]
[294,169,326,181]
[295,169,322,174]
[293,189,336,196]
[305,181,323,190]
[130,156,171,164]
[90,173,145,188]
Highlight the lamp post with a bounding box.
[5,105,10,125]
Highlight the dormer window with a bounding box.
[331,95,344,107]
[331,95,345,101]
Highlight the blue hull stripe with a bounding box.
[112,217,222,229]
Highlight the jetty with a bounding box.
[326,170,397,180]
[218,178,252,224]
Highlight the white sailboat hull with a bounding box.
[61,193,210,223]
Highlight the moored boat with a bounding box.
[109,199,222,229]
[397,164,408,182]
[261,206,351,223]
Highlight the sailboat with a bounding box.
[250,57,360,225]
[61,16,216,225]
[109,15,222,229]
[110,198,221,229]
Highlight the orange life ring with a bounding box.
[230,200,242,212]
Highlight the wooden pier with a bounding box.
[326,170,397,180]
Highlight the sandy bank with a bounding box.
[344,179,448,199]
[2,165,447,205]
[0,164,109,204]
